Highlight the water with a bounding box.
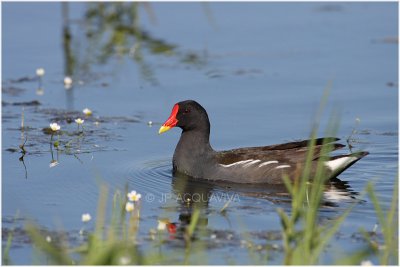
[2,2,398,264]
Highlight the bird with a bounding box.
[158,100,368,184]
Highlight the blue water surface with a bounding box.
[2,2,398,265]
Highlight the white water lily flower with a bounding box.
[127,190,142,202]
[64,76,73,86]
[157,221,167,231]
[81,213,91,222]
[36,68,45,77]
[125,202,134,212]
[83,108,92,116]
[119,256,131,265]
[75,118,84,125]
[50,123,61,132]
[361,260,373,266]
[46,236,52,243]
[157,219,169,231]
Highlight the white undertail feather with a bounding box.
[324,156,358,172]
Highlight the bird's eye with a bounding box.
[183,108,190,114]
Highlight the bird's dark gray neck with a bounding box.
[176,129,213,155]
[172,129,214,177]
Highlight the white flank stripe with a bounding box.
[275,165,291,169]
[258,160,279,167]
[324,156,357,171]
[220,159,254,168]
[243,159,261,167]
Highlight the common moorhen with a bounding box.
[159,100,368,184]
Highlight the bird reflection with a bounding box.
[168,173,359,236]
[322,177,359,207]
[171,172,212,228]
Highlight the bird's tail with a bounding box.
[323,151,369,178]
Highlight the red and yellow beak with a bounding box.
[159,104,179,134]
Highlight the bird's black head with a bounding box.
[159,100,210,134]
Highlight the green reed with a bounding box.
[365,180,398,265]
[276,87,353,264]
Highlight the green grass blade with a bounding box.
[186,209,200,240]
[2,229,13,265]
[25,224,72,265]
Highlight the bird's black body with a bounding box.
[160,100,368,184]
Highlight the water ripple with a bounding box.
[117,158,173,196]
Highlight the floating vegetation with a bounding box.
[2,100,41,107]
[3,103,141,158]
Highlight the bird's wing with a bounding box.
[215,137,345,165]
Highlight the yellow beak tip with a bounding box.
[158,125,171,134]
